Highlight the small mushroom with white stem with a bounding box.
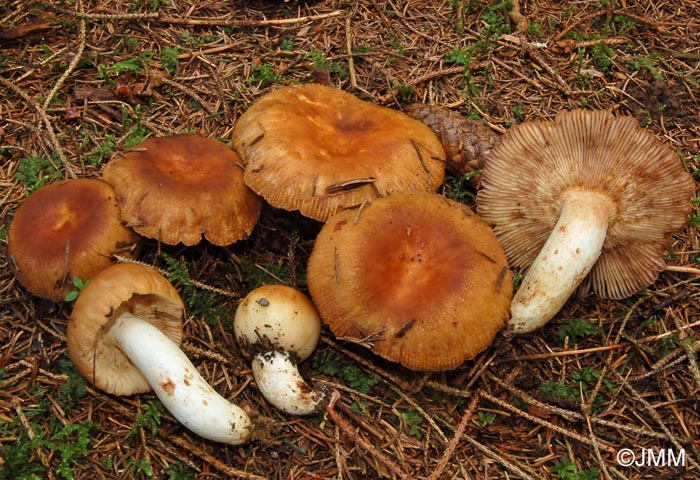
[477,109,695,334]
[67,262,253,444]
[234,285,326,415]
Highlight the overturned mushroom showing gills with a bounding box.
[8,178,139,301]
[477,109,695,334]
[102,134,261,246]
[67,263,252,444]
[307,191,512,371]
[234,285,325,415]
[232,84,446,221]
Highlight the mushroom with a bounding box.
[232,84,446,221]
[102,134,262,246]
[8,178,139,301]
[307,191,512,371]
[234,284,326,415]
[67,262,253,444]
[476,109,695,333]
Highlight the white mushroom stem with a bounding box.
[110,312,252,444]
[251,350,326,416]
[509,187,615,334]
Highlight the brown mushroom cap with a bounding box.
[102,134,262,246]
[307,191,512,371]
[232,84,446,221]
[8,178,140,301]
[67,262,184,396]
[476,109,695,299]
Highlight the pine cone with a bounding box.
[405,103,500,187]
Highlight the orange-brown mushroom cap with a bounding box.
[67,262,184,396]
[232,84,446,221]
[476,109,696,300]
[102,134,262,246]
[8,178,140,302]
[307,191,512,371]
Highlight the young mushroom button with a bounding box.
[67,263,253,445]
[476,109,695,333]
[234,285,326,415]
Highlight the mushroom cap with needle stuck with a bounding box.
[8,178,140,302]
[102,134,262,246]
[232,84,446,221]
[307,191,512,371]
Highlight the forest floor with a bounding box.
[1,1,699,479]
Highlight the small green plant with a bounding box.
[392,81,416,103]
[687,198,700,228]
[527,22,543,39]
[161,47,180,75]
[130,400,164,440]
[629,53,664,80]
[551,456,600,480]
[180,32,217,48]
[477,411,497,425]
[385,35,406,66]
[591,42,616,73]
[246,63,282,85]
[312,350,380,394]
[122,104,150,149]
[1,413,99,480]
[556,319,601,345]
[57,356,88,411]
[164,463,196,480]
[444,47,480,99]
[541,379,578,400]
[82,133,117,166]
[98,52,154,87]
[441,171,480,203]
[0,434,45,479]
[49,422,99,479]
[541,366,612,412]
[280,38,295,52]
[129,457,154,477]
[15,155,63,193]
[305,48,347,77]
[122,36,140,53]
[238,257,292,289]
[64,276,90,302]
[400,411,423,439]
[512,273,524,291]
[110,57,145,77]
[160,253,229,327]
[479,0,512,40]
[659,332,679,355]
